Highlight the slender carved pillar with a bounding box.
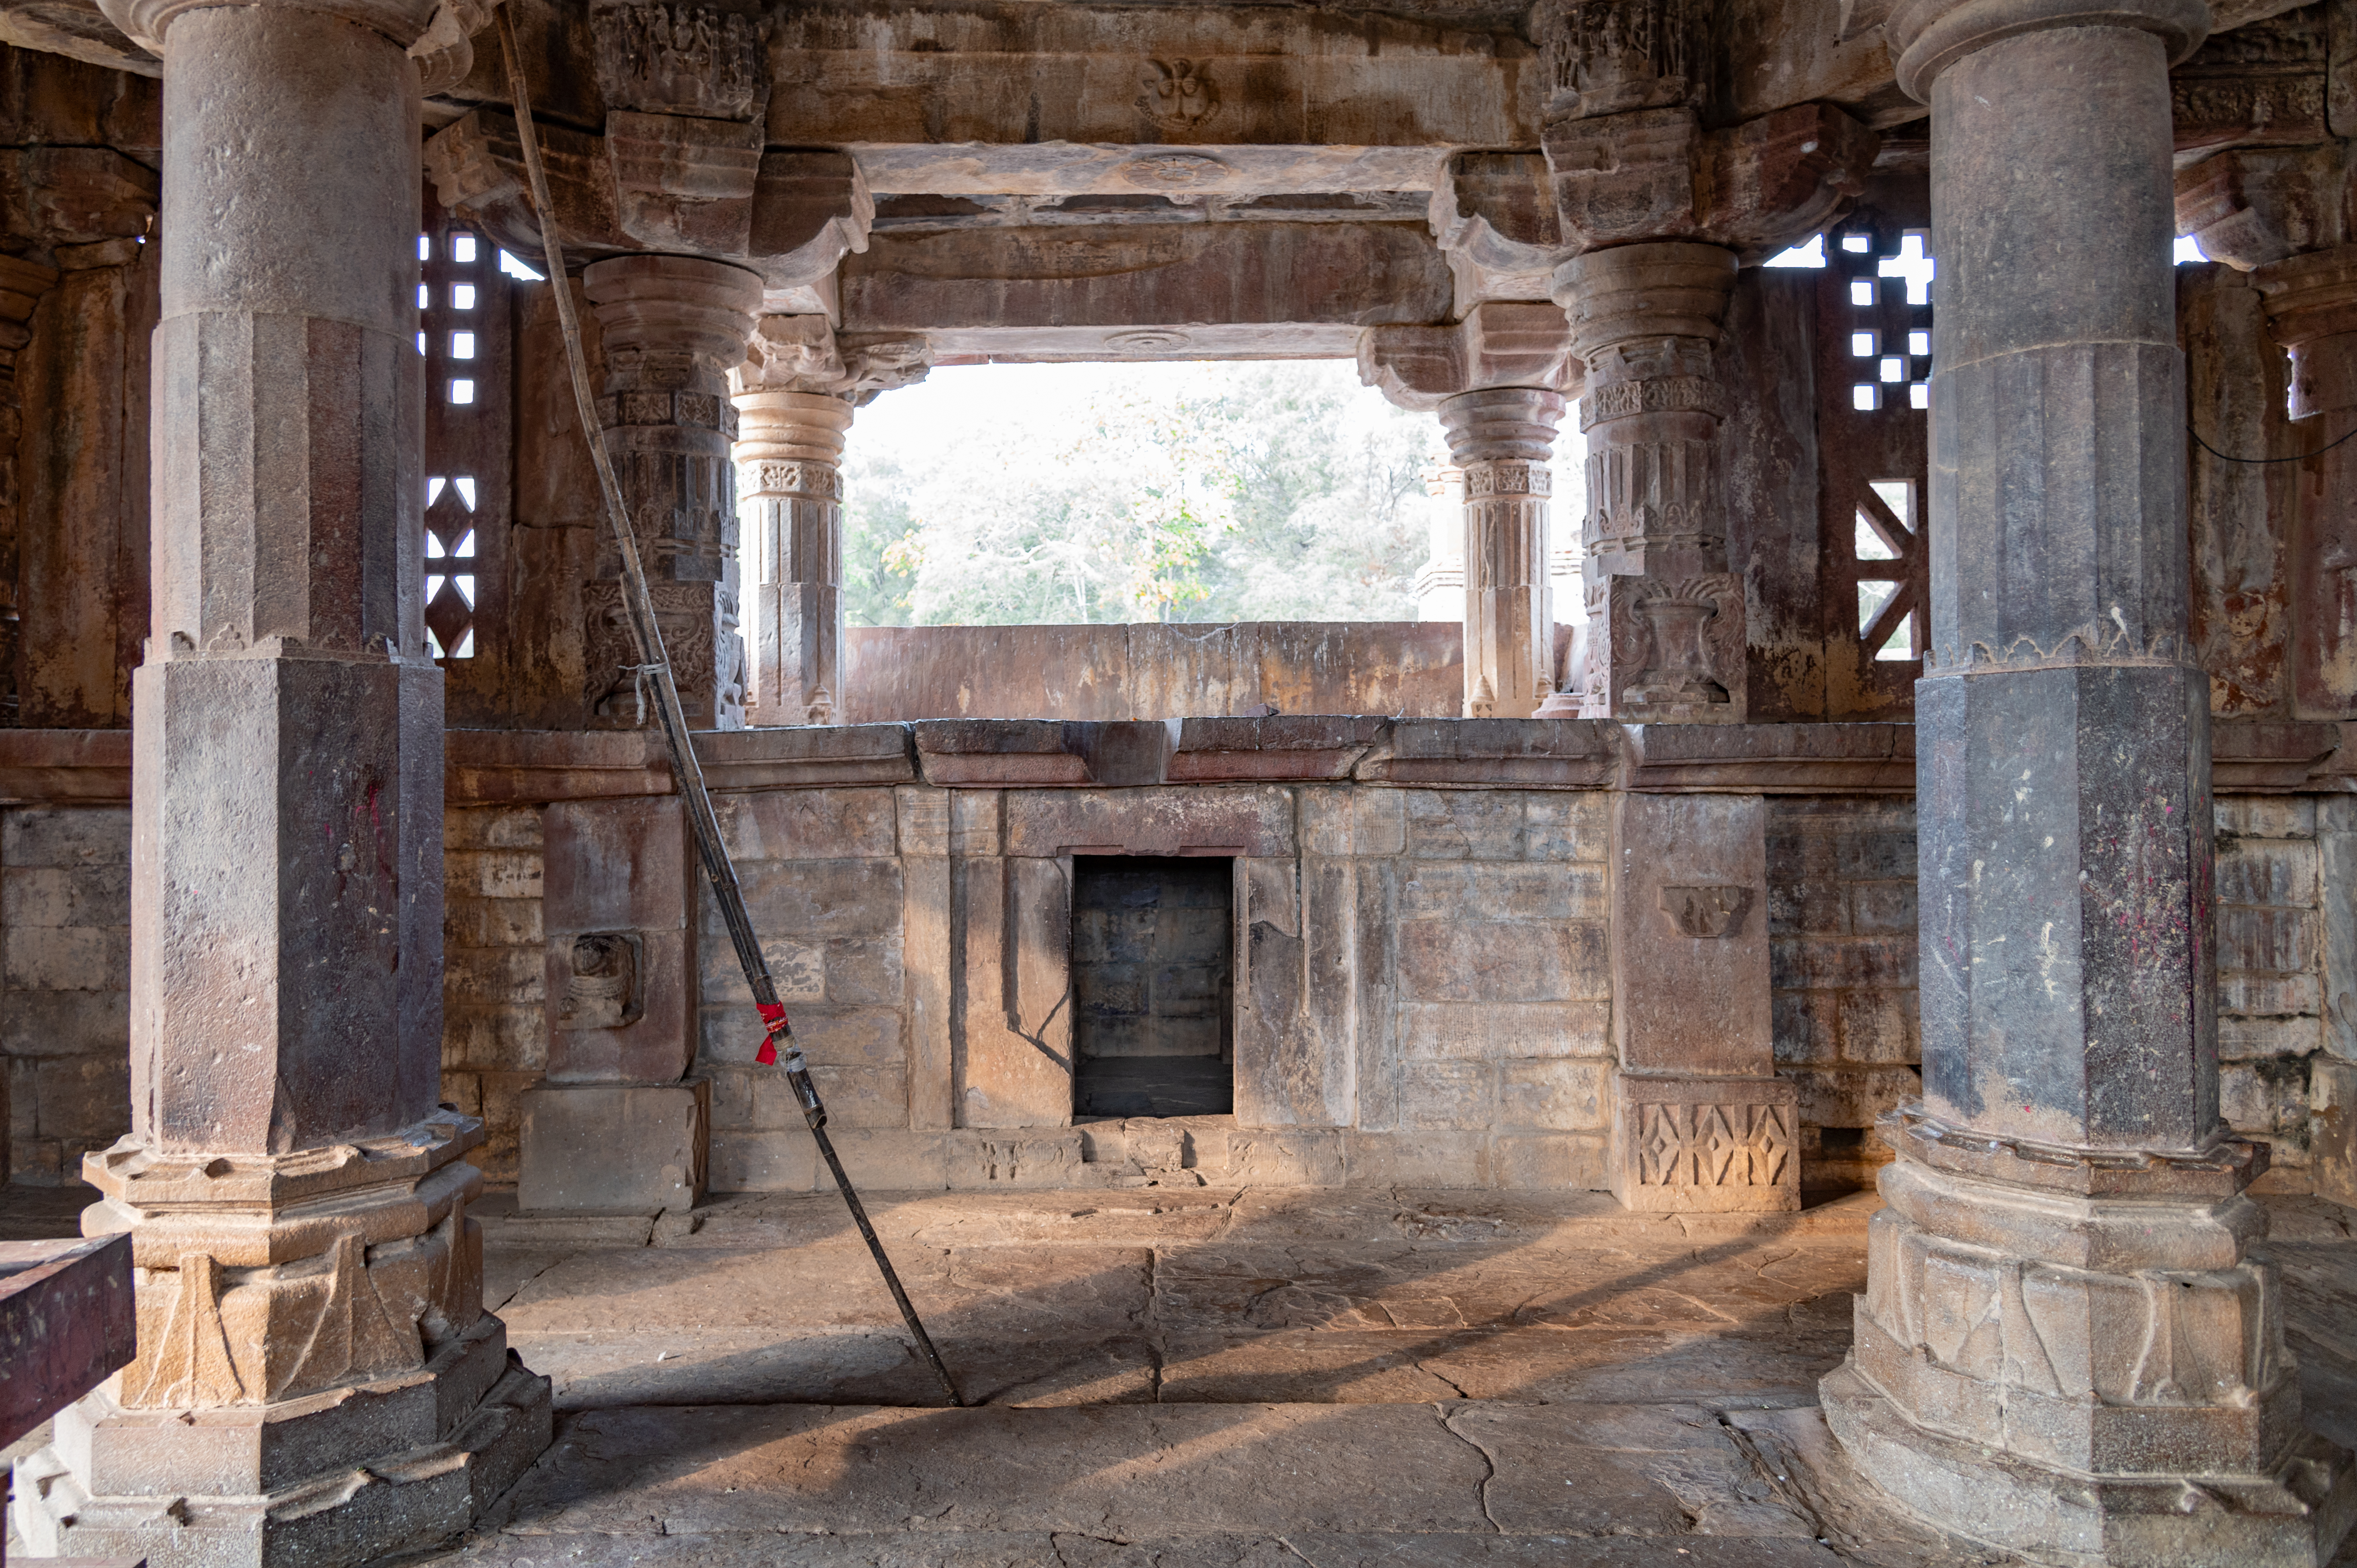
[13,0,550,1558]
[1441,389,1562,718]
[1554,241,1745,722]
[580,254,761,731]
[1823,4,2357,1559]
[1413,463,1466,623]
[730,343,853,726]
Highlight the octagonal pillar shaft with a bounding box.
[733,387,852,727]
[1823,4,2357,1560]
[1439,387,1562,719]
[16,3,552,1560]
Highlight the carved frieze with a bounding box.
[2169,7,2330,155]
[1632,1101,1792,1189]
[593,0,764,121]
[1531,0,1703,120]
[1139,59,1218,129]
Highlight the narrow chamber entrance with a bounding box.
[1071,856,1234,1118]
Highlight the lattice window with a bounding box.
[417,193,516,684]
[1815,217,1933,714]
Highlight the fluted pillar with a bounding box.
[1441,388,1562,718]
[1821,3,2357,1559]
[1554,241,1745,722]
[732,387,852,725]
[15,0,550,1559]
[580,254,762,731]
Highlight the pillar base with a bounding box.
[14,1316,550,1568]
[1825,1143,2357,1567]
[1609,1072,1800,1212]
[1824,1364,2357,1568]
[518,1079,710,1215]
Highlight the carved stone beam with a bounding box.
[2175,139,2352,272]
[2254,242,2357,422]
[1362,302,1580,718]
[424,2,871,302]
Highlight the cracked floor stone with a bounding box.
[358,1186,2357,1567]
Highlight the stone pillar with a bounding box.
[1822,4,2357,1560]
[580,254,762,732]
[0,254,57,727]
[1554,241,1745,723]
[1439,389,1563,719]
[1413,463,1465,623]
[732,386,852,726]
[15,0,551,1558]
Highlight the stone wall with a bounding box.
[0,805,128,1182]
[440,805,548,1184]
[1765,798,1922,1190]
[4,761,2349,1199]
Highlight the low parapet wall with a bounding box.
[841,621,1468,723]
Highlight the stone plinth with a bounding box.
[522,795,708,1214]
[1555,242,1745,723]
[580,254,762,733]
[732,373,853,727]
[1823,1,2357,1560]
[1607,792,1795,1212]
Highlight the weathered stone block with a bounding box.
[1788,1064,1920,1129]
[705,1064,759,1130]
[2,864,129,929]
[1403,790,1527,860]
[2316,1058,2357,1207]
[710,1128,819,1192]
[734,858,905,938]
[1353,789,1406,858]
[1343,1130,1488,1187]
[29,1055,126,1142]
[1835,989,1920,1064]
[518,1081,709,1214]
[1396,921,1608,1004]
[803,1065,908,1129]
[1497,1059,1609,1130]
[2,925,124,991]
[832,1129,951,1191]
[442,807,542,851]
[2218,796,2315,839]
[440,1004,547,1073]
[1,805,129,867]
[1396,1000,1610,1060]
[444,946,545,1007]
[1772,991,1842,1066]
[946,1131,1086,1189]
[2222,972,2323,1017]
[0,988,129,1059]
[1215,1128,1346,1185]
[444,847,543,901]
[2220,904,2319,976]
[1299,786,1352,856]
[1491,1132,1609,1191]
[700,936,822,1008]
[1397,861,1605,922]
[1848,881,1916,933]
[2220,1014,2323,1060]
[1398,1062,1494,1130]
[1611,794,1776,1082]
[2216,837,2319,907]
[719,787,899,861]
[1523,793,1609,862]
[1003,785,1294,858]
[822,935,905,1004]
[2222,1058,2312,1148]
[443,897,542,949]
[896,785,951,858]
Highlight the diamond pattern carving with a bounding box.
[1635,1101,1792,1188]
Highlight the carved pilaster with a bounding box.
[1530,0,1703,121]
[1553,240,1744,722]
[581,254,762,732]
[0,254,58,727]
[731,335,853,726]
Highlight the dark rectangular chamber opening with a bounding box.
[1071,855,1233,1118]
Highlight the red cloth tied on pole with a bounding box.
[755,1001,789,1065]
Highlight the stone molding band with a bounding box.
[1886,0,2210,102]
[597,391,741,439]
[1886,1104,2267,1200]
[1580,375,1723,429]
[1464,462,1552,497]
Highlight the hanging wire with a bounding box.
[2187,423,2357,465]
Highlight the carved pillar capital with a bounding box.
[2173,141,2351,274]
[1886,0,2209,102]
[1358,301,1581,413]
[581,254,762,731]
[1550,242,1744,723]
[2253,242,2357,419]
